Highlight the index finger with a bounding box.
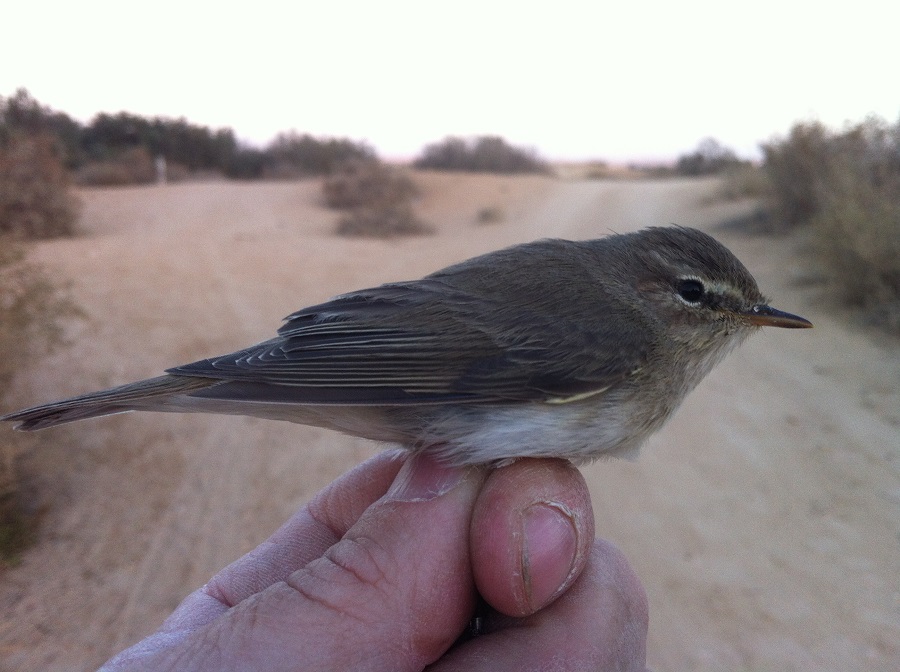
[160,449,406,633]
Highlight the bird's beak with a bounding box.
[743,304,813,328]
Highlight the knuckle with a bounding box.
[285,535,399,618]
[326,535,394,591]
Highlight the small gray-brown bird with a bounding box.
[1,226,811,464]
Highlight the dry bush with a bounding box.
[0,134,79,238]
[74,146,157,186]
[761,122,835,228]
[0,241,79,563]
[322,159,418,209]
[336,204,434,239]
[760,117,900,331]
[324,160,432,238]
[812,170,900,330]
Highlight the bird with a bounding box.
[1,226,812,465]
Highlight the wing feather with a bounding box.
[168,239,655,405]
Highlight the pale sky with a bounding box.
[3,1,898,162]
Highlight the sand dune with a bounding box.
[1,173,897,671]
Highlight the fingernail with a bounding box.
[522,502,578,610]
[385,452,467,502]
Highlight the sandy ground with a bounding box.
[0,173,897,671]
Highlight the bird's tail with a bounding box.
[1,375,216,431]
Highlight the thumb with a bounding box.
[155,453,486,672]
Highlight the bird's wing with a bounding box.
[169,270,652,406]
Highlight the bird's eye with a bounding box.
[677,278,705,304]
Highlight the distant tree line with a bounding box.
[414,135,550,174]
[0,89,374,181]
[2,90,557,183]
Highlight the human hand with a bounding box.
[100,451,648,671]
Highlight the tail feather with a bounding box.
[1,375,216,431]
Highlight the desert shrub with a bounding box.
[0,241,79,563]
[761,121,835,226]
[676,138,748,176]
[0,134,79,238]
[336,204,434,239]
[811,162,900,327]
[323,159,418,209]
[324,160,432,238]
[74,146,157,186]
[414,135,550,174]
[761,116,900,329]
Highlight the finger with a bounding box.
[159,450,406,633]
[151,452,489,672]
[470,458,594,616]
[430,539,649,672]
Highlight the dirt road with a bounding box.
[1,173,897,671]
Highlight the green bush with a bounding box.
[0,134,79,238]
[414,135,550,174]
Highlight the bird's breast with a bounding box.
[402,388,669,466]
